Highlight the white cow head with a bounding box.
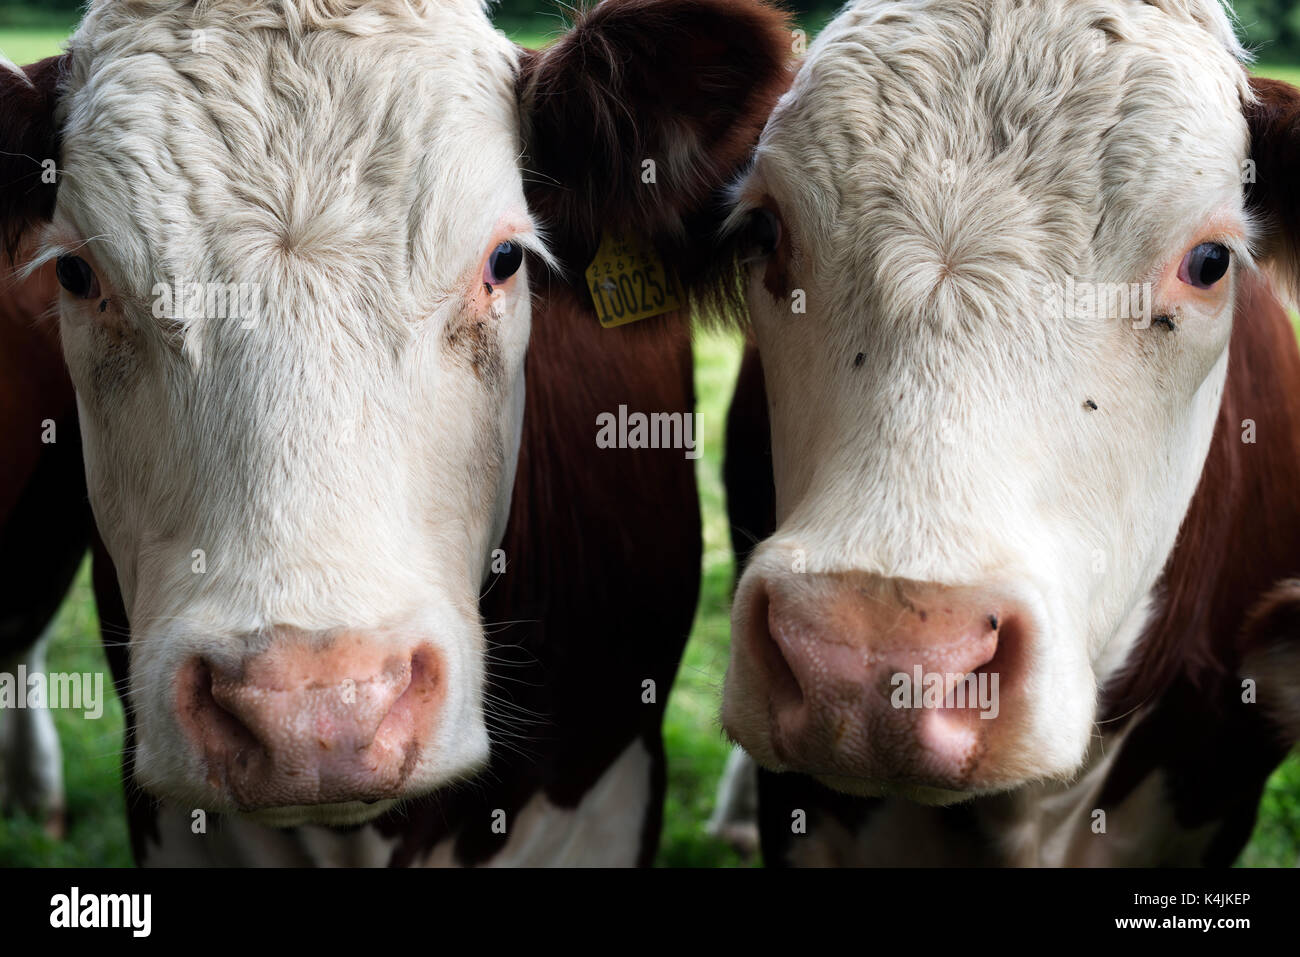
[0,0,789,826]
[721,0,1294,802]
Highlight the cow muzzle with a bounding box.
[723,571,1030,800]
[175,630,447,813]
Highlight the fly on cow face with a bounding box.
[722,0,1259,802]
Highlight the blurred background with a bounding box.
[1,0,1298,867]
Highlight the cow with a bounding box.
[718,0,1300,865]
[0,238,89,839]
[0,0,790,865]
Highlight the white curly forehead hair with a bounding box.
[721,0,1285,802]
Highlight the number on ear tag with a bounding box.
[584,231,683,328]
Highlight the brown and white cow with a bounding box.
[0,0,789,864]
[0,222,89,838]
[720,0,1300,865]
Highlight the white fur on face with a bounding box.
[46,0,540,821]
[727,0,1253,792]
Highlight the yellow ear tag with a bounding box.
[584,230,684,328]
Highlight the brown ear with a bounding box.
[0,55,66,263]
[1245,76,1300,296]
[518,0,792,300]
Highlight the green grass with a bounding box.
[0,28,67,63]
[2,20,1299,869]
[1255,62,1300,86]
[1239,756,1300,867]
[0,561,129,867]
[0,5,75,63]
[657,330,751,867]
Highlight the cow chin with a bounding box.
[244,799,402,829]
[811,776,984,807]
[722,714,1079,803]
[135,715,492,829]
[726,719,1088,805]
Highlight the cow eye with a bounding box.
[55,255,100,300]
[1178,243,1230,289]
[484,241,524,287]
[746,208,781,257]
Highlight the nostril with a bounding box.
[179,658,264,764]
[978,612,1019,682]
[971,612,1000,674]
[750,586,804,711]
[373,646,440,750]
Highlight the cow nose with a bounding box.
[177,632,445,809]
[727,572,1022,790]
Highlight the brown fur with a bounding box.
[0,56,65,261]
[0,251,89,664]
[372,288,700,866]
[1245,77,1300,302]
[518,0,793,315]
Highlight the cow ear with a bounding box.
[1245,76,1300,301]
[0,55,65,263]
[518,0,792,303]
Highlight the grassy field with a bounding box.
[2,16,1299,869]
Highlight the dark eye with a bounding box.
[1178,243,1230,289]
[746,208,781,257]
[55,255,100,300]
[484,241,524,288]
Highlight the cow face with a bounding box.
[0,0,789,826]
[722,0,1264,801]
